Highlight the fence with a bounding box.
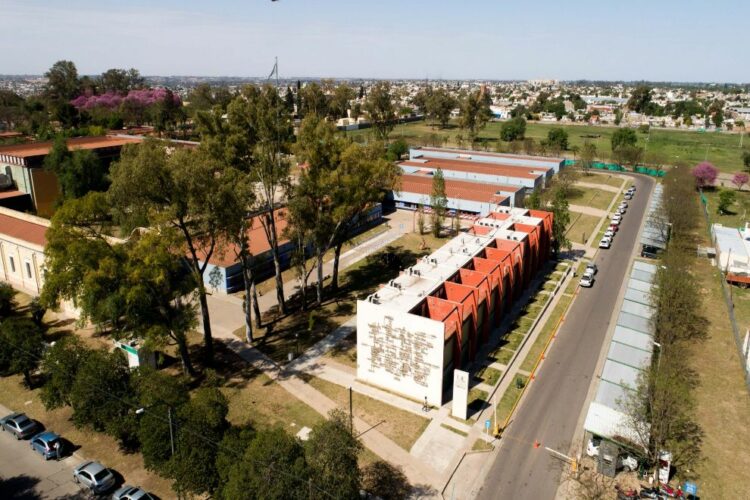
[563,159,666,177]
[699,191,750,391]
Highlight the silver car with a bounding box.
[112,485,154,500]
[0,412,39,440]
[73,461,116,494]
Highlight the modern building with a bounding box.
[583,260,657,456]
[411,146,565,174]
[399,157,548,191]
[390,173,512,216]
[0,135,142,216]
[0,207,49,296]
[711,222,750,281]
[356,207,553,406]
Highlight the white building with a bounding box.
[0,207,48,295]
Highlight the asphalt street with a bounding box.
[477,174,655,500]
[0,425,85,499]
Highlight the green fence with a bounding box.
[564,159,666,177]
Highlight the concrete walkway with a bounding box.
[569,204,607,217]
[576,179,625,193]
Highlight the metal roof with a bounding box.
[607,341,652,370]
[640,184,669,250]
[613,325,654,352]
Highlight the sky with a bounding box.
[1,0,748,82]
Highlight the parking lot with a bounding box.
[0,419,82,499]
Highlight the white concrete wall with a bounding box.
[357,300,446,406]
[0,237,44,295]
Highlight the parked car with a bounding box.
[580,274,594,288]
[30,431,65,460]
[610,218,621,226]
[0,412,39,440]
[609,224,619,232]
[611,215,622,224]
[73,461,116,494]
[112,485,155,500]
[617,206,626,214]
[585,263,598,275]
[599,237,612,249]
[586,437,638,471]
[619,201,628,208]
[624,193,633,200]
[604,229,616,239]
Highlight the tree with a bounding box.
[717,189,736,214]
[305,410,362,499]
[546,127,569,152]
[416,203,426,235]
[168,387,229,496]
[109,140,232,363]
[458,89,491,142]
[299,82,329,118]
[134,368,190,473]
[221,427,310,500]
[69,349,131,438]
[500,117,526,142]
[732,172,749,190]
[0,283,16,318]
[691,162,718,188]
[525,187,542,210]
[430,169,448,238]
[100,68,143,93]
[611,127,638,152]
[364,81,396,142]
[627,85,652,113]
[426,88,457,129]
[44,60,80,102]
[40,337,90,410]
[0,318,45,387]
[742,150,750,172]
[550,188,571,254]
[329,84,355,119]
[579,141,597,174]
[199,85,294,316]
[386,138,409,161]
[615,144,644,170]
[362,461,411,500]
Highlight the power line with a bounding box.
[0,333,339,499]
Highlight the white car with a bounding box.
[599,237,612,249]
[580,274,594,288]
[617,206,627,214]
[585,263,598,275]
[619,201,628,208]
[604,229,615,239]
[610,218,621,226]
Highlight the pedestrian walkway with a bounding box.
[575,179,625,193]
[569,204,607,217]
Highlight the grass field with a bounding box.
[566,213,601,245]
[687,212,750,499]
[306,376,430,451]
[578,172,627,189]
[349,120,749,173]
[495,374,529,425]
[566,186,616,212]
[701,187,750,229]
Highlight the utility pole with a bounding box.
[349,386,353,435]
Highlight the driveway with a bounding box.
[0,423,83,499]
[476,175,654,500]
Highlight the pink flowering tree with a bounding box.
[732,172,749,190]
[692,162,718,188]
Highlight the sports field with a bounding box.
[349,120,748,173]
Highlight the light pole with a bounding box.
[652,340,662,373]
[136,403,175,456]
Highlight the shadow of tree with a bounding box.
[0,475,41,500]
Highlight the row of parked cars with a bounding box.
[1,411,154,498]
[599,185,636,250]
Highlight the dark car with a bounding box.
[0,412,39,440]
[112,485,155,500]
[30,431,65,460]
[73,461,116,494]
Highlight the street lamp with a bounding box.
[652,340,662,373]
[136,403,175,456]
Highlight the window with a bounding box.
[8,256,15,273]
[25,261,32,279]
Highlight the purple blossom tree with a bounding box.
[692,162,718,188]
[732,172,749,190]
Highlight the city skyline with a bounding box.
[2,0,749,82]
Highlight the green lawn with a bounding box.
[349,120,749,173]
[566,186,616,212]
[520,293,574,372]
[495,375,529,425]
[577,172,626,188]
[475,366,503,386]
[566,213,601,244]
[701,188,750,229]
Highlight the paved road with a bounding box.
[477,175,655,500]
[0,423,84,499]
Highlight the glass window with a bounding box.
[25,261,32,279]
[8,256,15,273]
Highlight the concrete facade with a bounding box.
[356,207,553,406]
[411,146,564,174]
[0,207,49,296]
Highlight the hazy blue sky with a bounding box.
[1,0,747,82]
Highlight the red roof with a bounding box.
[0,212,47,246]
[0,136,142,160]
[400,158,547,180]
[400,174,508,205]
